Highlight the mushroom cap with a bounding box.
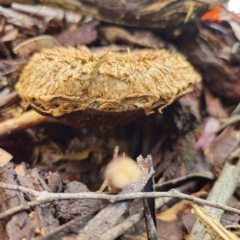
[16,46,201,127]
[104,156,142,193]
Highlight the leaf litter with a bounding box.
[0,1,240,240]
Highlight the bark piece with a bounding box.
[56,181,104,221]
[0,163,26,240]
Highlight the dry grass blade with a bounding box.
[191,204,239,240]
[189,163,240,240]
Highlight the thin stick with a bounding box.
[0,91,18,107]
[113,146,119,160]
[216,115,240,133]
[189,162,240,240]
[0,110,48,138]
[98,211,144,240]
[1,182,240,219]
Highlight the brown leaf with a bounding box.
[13,35,60,58]
[204,88,228,118]
[56,21,99,47]
[157,200,190,222]
[99,26,164,48]
[208,126,240,165]
[196,117,220,152]
[15,164,26,177]
[0,148,13,167]
[1,28,18,42]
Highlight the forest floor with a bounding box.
[0,2,240,240]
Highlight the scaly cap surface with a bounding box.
[16,46,201,119]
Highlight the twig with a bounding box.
[216,114,240,133]
[143,198,158,240]
[0,110,54,138]
[0,182,40,196]
[113,145,119,160]
[143,156,157,239]
[0,199,53,219]
[37,212,97,240]
[98,211,144,240]
[1,182,240,219]
[189,163,240,240]
[0,91,19,107]
[191,204,239,240]
[98,189,200,240]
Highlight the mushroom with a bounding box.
[16,46,201,127]
[104,155,142,193]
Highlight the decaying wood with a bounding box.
[1,160,240,239]
[0,164,26,240]
[55,181,104,221]
[0,163,104,239]
[0,163,58,239]
[0,156,154,239]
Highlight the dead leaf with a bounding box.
[1,28,18,42]
[0,148,13,167]
[0,5,36,30]
[196,117,220,152]
[204,88,228,118]
[56,21,98,47]
[15,164,26,176]
[12,3,82,24]
[157,200,190,222]
[13,35,60,58]
[177,13,240,104]
[99,26,164,48]
[220,14,240,41]
[209,126,240,165]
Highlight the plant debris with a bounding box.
[0,1,240,240]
